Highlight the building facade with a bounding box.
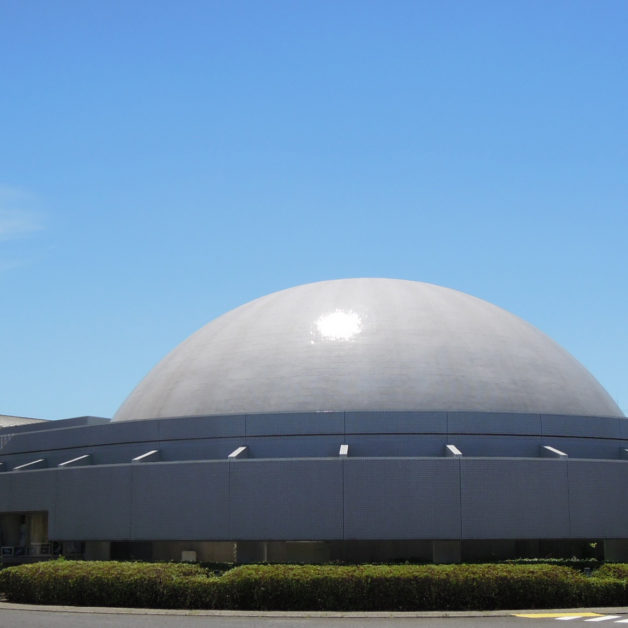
[1,279,625,563]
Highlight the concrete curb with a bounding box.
[0,602,626,618]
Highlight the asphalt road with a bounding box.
[0,609,627,628]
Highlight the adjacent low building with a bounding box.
[1,278,626,564]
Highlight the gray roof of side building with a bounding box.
[0,414,48,428]
[114,278,624,422]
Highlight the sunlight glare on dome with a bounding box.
[314,309,362,342]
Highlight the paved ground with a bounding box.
[0,605,626,628]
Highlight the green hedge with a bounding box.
[0,560,211,608]
[218,564,625,611]
[0,560,626,610]
[596,564,628,581]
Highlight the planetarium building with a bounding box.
[1,279,626,564]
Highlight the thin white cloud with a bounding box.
[0,185,44,241]
[0,186,45,271]
[0,208,43,240]
[0,258,27,272]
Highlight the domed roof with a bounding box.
[114,279,623,421]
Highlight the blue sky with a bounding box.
[1,0,626,419]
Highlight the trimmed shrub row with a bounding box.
[217,564,626,611]
[1,560,627,610]
[0,560,209,608]
[596,564,628,580]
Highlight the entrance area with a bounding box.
[0,511,51,564]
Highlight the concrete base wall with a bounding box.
[432,541,461,563]
[603,540,628,562]
[85,541,111,560]
[99,538,604,564]
[152,541,236,563]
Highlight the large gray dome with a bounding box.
[114,279,623,420]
